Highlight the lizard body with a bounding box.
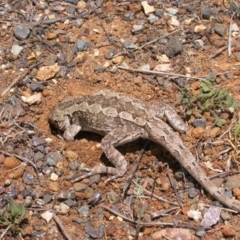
[49,90,240,212]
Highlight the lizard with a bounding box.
[49,89,240,212]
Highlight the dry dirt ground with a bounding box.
[1,0,240,239]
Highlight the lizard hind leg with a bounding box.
[149,102,188,133]
[71,127,149,184]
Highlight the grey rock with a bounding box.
[154,9,164,18]
[85,224,105,239]
[192,118,206,128]
[22,188,32,198]
[106,190,121,204]
[55,169,62,177]
[236,52,240,60]
[46,151,63,166]
[225,174,240,189]
[28,81,44,92]
[42,166,53,175]
[43,55,57,66]
[36,160,44,169]
[140,64,150,71]
[166,36,183,58]
[75,218,88,224]
[76,40,89,51]
[110,66,118,73]
[194,39,204,50]
[33,152,44,162]
[94,67,106,73]
[43,194,52,203]
[64,199,76,207]
[64,0,78,4]
[187,6,195,13]
[32,188,44,198]
[24,196,33,207]
[72,19,84,28]
[119,62,129,69]
[77,205,90,217]
[32,136,46,147]
[214,24,227,37]
[148,14,159,24]
[73,182,88,192]
[188,187,200,199]
[196,230,206,237]
[23,172,34,185]
[57,191,76,200]
[104,48,117,60]
[201,7,212,19]
[88,192,102,206]
[13,24,30,40]
[166,8,178,15]
[11,45,23,56]
[174,171,184,181]
[35,198,45,205]
[89,174,101,185]
[66,7,75,14]
[174,78,188,88]
[132,24,143,33]
[122,39,138,49]
[123,11,135,21]
[69,161,79,170]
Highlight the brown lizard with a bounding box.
[49,90,240,212]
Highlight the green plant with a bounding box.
[182,79,239,127]
[234,122,240,141]
[0,198,28,235]
[228,0,240,16]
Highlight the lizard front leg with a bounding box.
[63,124,81,141]
[71,127,149,183]
[149,102,188,133]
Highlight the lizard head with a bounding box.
[48,107,70,132]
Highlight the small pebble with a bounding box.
[23,172,35,185]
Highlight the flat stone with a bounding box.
[13,24,30,40]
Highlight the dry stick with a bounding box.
[0,225,11,240]
[122,140,150,197]
[0,150,40,182]
[102,205,203,230]
[53,214,73,240]
[136,29,180,51]
[228,13,235,56]
[151,206,179,219]
[1,76,21,96]
[166,165,182,208]
[132,180,179,206]
[118,66,206,81]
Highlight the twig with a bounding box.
[0,225,11,240]
[1,76,21,96]
[53,214,73,240]
[228,13,236,56]
[102,205,204,230]
[118,66,206,81]
[122,141,150,197]
[132,180,179,206]
[166,165,182,207]
[137,29,180,50]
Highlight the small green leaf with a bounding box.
[214,115,225,127]
[200,80,212,92]
[234,123,240,142]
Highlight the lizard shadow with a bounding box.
[50,126,184,178]
[74,131,183,178]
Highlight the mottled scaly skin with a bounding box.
[49,90,240,212]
